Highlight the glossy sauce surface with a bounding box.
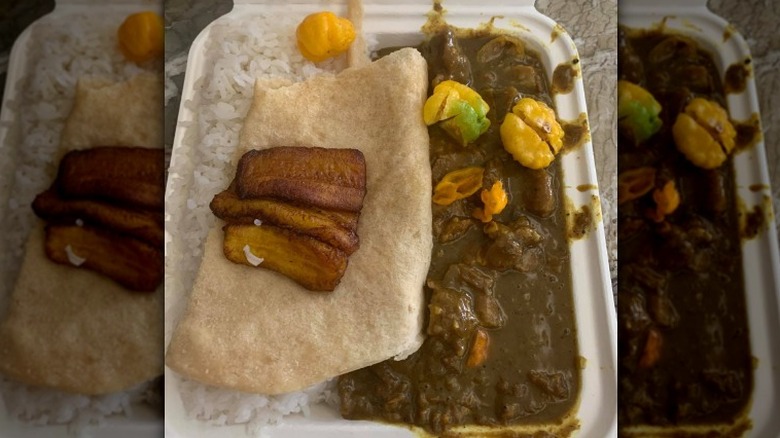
[339,31,581,435]
[617,27,753,427]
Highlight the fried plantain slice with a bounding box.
[210,184,359,254]
[33,189,163,247]
[44,225,163,292]
[235,147,367,212]
[223,224,348,292]
[56,146,164,209]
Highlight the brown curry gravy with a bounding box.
[724,59,750,94]
[618,26,753,430]
[552,60,578,95]
[339,29,581,436]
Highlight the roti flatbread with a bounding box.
[166,48,431,395]
[59,72,163,152]
[0,224,162,394]
[0,72,163,395]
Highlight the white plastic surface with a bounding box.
[620,1,780,436]
[164,1,617,437]
[0,2,164,437]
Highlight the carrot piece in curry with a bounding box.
[466,328,491,368]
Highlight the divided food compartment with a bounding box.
[164,0,616,437]
[0,0,163,437]
[619,0,780,436]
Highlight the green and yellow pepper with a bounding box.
[618,80,663,145]
[423,80,491,146]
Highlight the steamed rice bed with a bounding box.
[0,11,159,429]
[164,13,362,433]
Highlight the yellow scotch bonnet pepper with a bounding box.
[432,167,485,206]
[423,80,491,146]
[618,166,656,205]
[673,97,736,169]
[500,98,564,170]
[296,12,356,63]
[648,180,680,222]
[117,11,164,64]
[473,181,508,223]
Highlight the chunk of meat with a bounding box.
[426,28,472,88]
[476,35,524,64]
[442,263,495,295]
[473,294,505,329]
[703,369,745,400]
[674,65,712,93]
[426,284,479,357]
[520,168,555,217]
[704,169,727,214]
[437,216,474,244]
[618,27,644,84]
[56,147,164,209]
[618,292,652,335]
[647,294,679,328]
[654,87,694,127]
[625,264,668,295]
[528,370,569,401]
[441,264,505,329]
[44,224,162,292]
[657,217,716,271]
[479,86,521,123]
[480,220,543,272]
[506,66,542,95]
[648,35,698,65]
[235,147,367,212]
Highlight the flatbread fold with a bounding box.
[166,48,432,395]
[0,72,164,395]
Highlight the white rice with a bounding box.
[165,13,355,434]
[0,377,159,432]
[0,11,160,432]
[178,379,339,436]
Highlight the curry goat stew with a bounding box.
[618,26,753,428]
[338,30,581,434]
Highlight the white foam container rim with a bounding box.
[164,1,617,437]
[620,0,780,436]
[0,1,163,437]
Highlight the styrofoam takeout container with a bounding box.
[619,0,780,436]
[164,0,617,436]
[0,0,163,437]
